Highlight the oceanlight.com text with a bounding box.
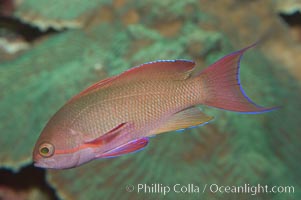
[207,183,294,195]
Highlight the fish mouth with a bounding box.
[34,161,56,169]
[33,158,56,169]
[33,161,46,168]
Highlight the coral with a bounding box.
[13,0,110,30]
[274,0,301,14]
[0,0,300,200]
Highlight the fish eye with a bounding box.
[39,142,54,157]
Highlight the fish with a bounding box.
[33,44,277,169]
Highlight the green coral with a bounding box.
[0,25,120,169]
[14,0,110,30]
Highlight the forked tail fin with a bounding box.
[197,44,277,113]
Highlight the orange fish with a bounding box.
[33,45,276,169]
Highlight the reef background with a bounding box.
[0,0,300,200]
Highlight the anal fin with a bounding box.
[96,138,149,158]
[151,107,214,135]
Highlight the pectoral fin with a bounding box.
[151,107,214,135]
[84,123,129,146]
[96,138,149,158]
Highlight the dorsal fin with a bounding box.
[68,60,195,103]
[68,76,118,103]
[117,59,195,82]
